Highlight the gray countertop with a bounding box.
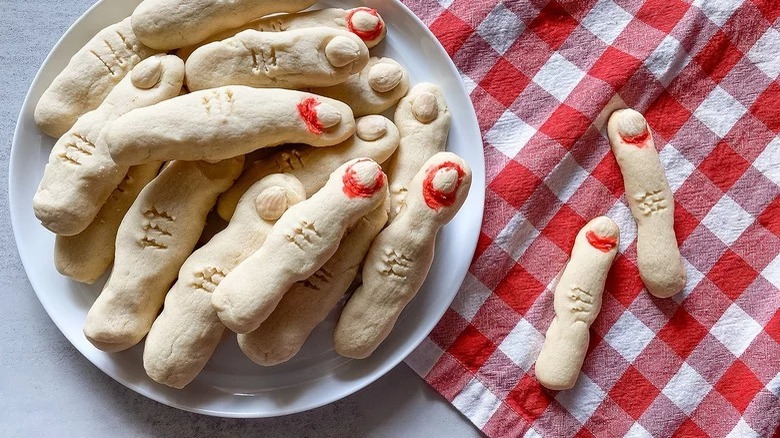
[0,1,481,436]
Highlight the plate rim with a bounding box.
[9,0,486,418]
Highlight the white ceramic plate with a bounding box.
[9,0,485,418]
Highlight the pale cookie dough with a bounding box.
[311,57,410,117]
[33,54,185,236]
[185,28,369,91]
[212,158,388,334]
[34,18,160,138]
[105,86,356,166]
[144,174,305,388]
[607,108,686,298]
[54,162,162,284]
[130,0,318,50]
[334,152,471,359]
[83,157,243,352]
[386,83,451,221]
[178,7,387,60]
[534,217,619,391]
[216,115,400,220]
[238,200,388,366]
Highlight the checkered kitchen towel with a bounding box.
[401,0,780,436]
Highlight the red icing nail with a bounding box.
[342,161,385,198]
[297,97,323,135]
[620,130,649,147]
[346,8,384,42]
[423,161,465,210]
[586,231,617,252]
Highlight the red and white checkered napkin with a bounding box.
[400,0,780,436]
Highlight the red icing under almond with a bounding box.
[346,8,384,42]
[423,161,465,211]
[342,161,385,198]
[620,130,649,147]
[297,97,323,135]
[586,231,617,252]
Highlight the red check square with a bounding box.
[658,308,710,359]
[697,141,752,192]
[493,263,546,316]
[635,0,690,33]
[488,160,541,209]
[538,104,592,150]
[429,9,474,57]
[479,58,530,107]
[506,374,553,423]
[588,46,643,90]
[527,0,579,50]
[695,30,744,84]
[750,80,780,132]
[447,324,498,373]
[708,249,760,301]
[645,90,693,141]
[715,360,765,412]
[609,366,660,420]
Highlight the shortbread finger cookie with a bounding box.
[54,162,162,284]
[386,83,451,221]
[144,174,305,388]
[178,7,387,60]
[34,55,185,236]
[535,217,619,390]
[607,109,686,298]
[185,28,369,91]
[334,152,471,359]
[212,158,388,334]
[239,200,388,366]
[311,57,410,117]
[105,87,356,166]
[216,115,399,220]
[34,18,160,138]
[83,158,243,352]
[131,0,318,50]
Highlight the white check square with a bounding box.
[476,2,524,55]
[701,195,754,246]
[693,0,744,26]
[659,143,696,192]
[450,273,493,321]
[452,378,502,429]
[556,374,606,424]
[625,423,653,438]
[581,0,633,44]
[607,200,636,253]
[726,419,760,438]
[752,137,780,186]
[460,72,478,95]
[673,258,705,304]
[545,153,590,203]
[485,110,537,159]
[533,53,586,102]
[662,362,711,414]
[762,253,780,291]
[498,318,544,372]
[644,35,691,86]
[495,210,540,262]
[767,372,780,397]
[693,86,747,138]
[747,27,780,79]
[603,311,655,363]
[711,303,763,357]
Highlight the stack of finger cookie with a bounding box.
[32,0,473,389]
